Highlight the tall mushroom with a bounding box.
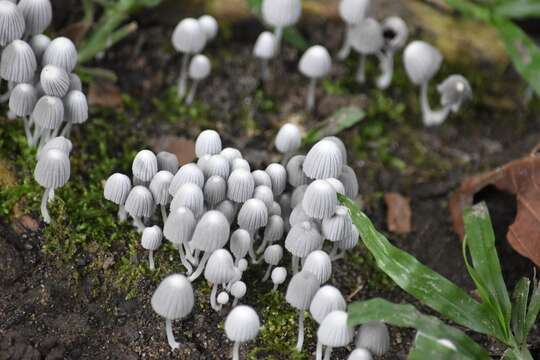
[337,0,370,60]
[262,244,283,281]
[377,16,408,89]
[253,31,276,80]
[298,45,332,112]
[349,18,384,83]
[261,0,301,52]
[302,250,332,284]
[164,206,196,274]
[186,54,211,105]
[225,305,261,360]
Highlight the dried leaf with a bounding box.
[384,192,412,235]
[151,136,196,165]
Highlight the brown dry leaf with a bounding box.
[384,192,412,235]
[151,136,196,165]
[449,144,540,266]
[88,80,123,108]
[59,20,92,44]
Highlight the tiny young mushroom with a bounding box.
[302,180,338,219]
[262,244,283,281]
[9,82,37,143]
[275,122,301,162]
[217,291,229,310]
[141,225,162,270]
[309,285,347,324]
[298,45,332,112]
[124,185,155,232]
[149,170,174,223]
[302,250,332,284]
[151,274,194,350]
[18,0,52,36]
[337,0,370,60]
[303,139,344,180]
[197,15,218,42]
[103,173,132,222]
[186,54,211,105]
[164,206,196,274]
[132,149,158,184]
[225,305,261,360]
[261,0,302,52]
[230,228,252,265]
[156,151,180,174]
[316,310,354,360]
[60,90,88,137]
[347,348,373,360]
[253,31,276,80]
[437,74,472,114]
[356,321,391,356]
[285,220,324,273]
[377,16,408,89]
[349,17,384,83]
[230,280,246,306]
[271,266,287,291]
[204,249,236,311]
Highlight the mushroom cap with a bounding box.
[275,123,301,154]
[265,163,287,196]
[38,136,72,159]
[302,180,338,219]
[230,280,247,299]
[356,321,390,356]
[338,224,359,250]
[322,205,353,242]
[151,274,194,320]
[217,291,229,305]
[189,54,211,80]
[132,150,158,182]
[230,228,251,260]
[317,310,354,347]
[339,165,359,199]
[252,170,272,188]
[310,285,347,324]
[191,210,230,252]
[149,170,174,205]
[278,193,292,217]
[299,45,332,79]
[197,154,211,174]
[124,185,155,218]
[171,18,206,54]
[349,18,384,55]
[231,158,251,172]
[104,173,131,205]
[382,16,408,52]
[198,15,218,41]
[170,182,204,217]
[157,151,180,174]
[347,348,373,360]
[437,74,472,111]
[338,0,370,24]
[285,221,323,258]
[34,148,70,189]
[285,270,320,310]
[216,199,237,224]
[220,147,242,164]
[63,90,88,124]
[42,36,78,72]
[227,168,254,203]
[141,225,163,251]
[268,201,281,217]
[68,72,82,91]
[17,0,52,36]
[287,155,310,187]
[170,163,204,195]
[262,0,301,28]
[195,129,222,158]
[271,266,287,285]
[225,305,261,342]
[0,1,25,46]
[204,175,227,206]
[264,244,283,265]
[253,185,274,210]
[291,185,307,209]
[204,249,236,284]
[0,39,37,82]
[303,139,343,180]
[237,258,248,272]
[263,215,284,242]
[9,82,37,116]
[323,136,347,165]
[31,95,64,129]
[325,178,345,195]
[403,40,442,85]
[302,250,332,284]
[289,204,311,228]
[237,198,268,231]
[253,31,276,60]
[29,33,50,60]
[163,206,196,245]
[205,154,230,179]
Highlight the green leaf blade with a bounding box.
[409,332,461,360]
[303,106,365,145]
[525,280,540,338]
[511,277,530,345]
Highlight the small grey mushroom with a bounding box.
[298,45,332,111]
[302,180,337,219]
[271,266,287,291]
[186,54,211,105]
[285,221,323,273]
[204,175,227,207]
[61,90,88,137]
[261,0,302,52]
[1,39,37,83]
[170,182,204,218]
[17,0,52,36]
[253,31,276,80]
[348,348,373,360]
[356,321,390,356]
[220,147,242,164]
[337,0,370,60]
[237,198,268,232]
[322,206,353,255]
[124,185,155,232]
[437,74,472,113]
[227,168,254,203]
[333,224,359,260]
[141,225,162,270]
[265,163,287,196]
[31,95,64,148]
[303,139,344,180]
[205,154,229,179]
[216,199,237,224]
[230,280,246,307]
[316,310,354,360]
[287,155,310,187]
[253,185,274,210]
[164,206,196,274]
[257,214,284,254]
[225,305,261,360]
[230,228,251,265]
[349,18,384,83]
[132,149,158,183]
[9,82,37,143]
[252,170,272,189]
[195,129,222,158]
[275,122,301,155]
[29,33,50,61]
[204,249,236,311]
[198,15,218,42]
[157,151,180,174]
[302,250,332,284]
[68,72,82,91]
[291,185,307,209]
[338,165,359,199]
[42,37,78,73]
[169,163,204,195]
[262,244,283,281]
[103,173,132,222]
[231,158,251,172]
[310,285,347,324]
[377,16,408,89]
[149,170,174,223]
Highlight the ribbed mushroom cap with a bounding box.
[310,285,347,324]
[289,204,311,227]
[230,228,251,260]
[216,199,237,224]
[263,244,283,265]
[189,54,211,80]
[338,224,359,250]
[356,321,390,356]
[323,136,347,165]
[34,148,70,189]
[302,250,332,284]
[252,170,272,188]
[191,210,230,251]
[156,151,180,174]
[227,168,254,203]
[217,291,229,305]
[170,163,204,195]
[275,123,301,154]
[63,90,88,124]
[338,0,370,24]
[172,18,206,54]
[231,158,251,172]
[231,281,247,299]
[149,170,174,205]
[151,274,194,320]
[1,40,37,82]
[142,225,163,250]
[253,185,274,210]
[262,0,301,28]
[220,147,242,164]
[237,198,268,231]
[318,310,354,347]
[302,180,337,219]
[349,18,384,55]
[303,139,343,180]
[287,156,309,187]
[269,201,281,216]
[437,74,472,111]
[265,163,287,196]
[195,129,221,158]
[104,173,131,205]
[271,266,287,285]
[204,175,227,206]
[38,136,72,159]
[29,33,49,58]
[382,16,408,52]
[198,15,218,40]
[253,31,276,60]
[205,154,229,179]
[124,186,155,218]
[164,206,196,245]
[9,82,37,116]
[285,221,323,258]
[347,348,373,360]
[225,305,261,342]
[68,72,82,91]
[299,45,332,79]
[31,95,63,129]
[204,249,236,284]
[17,0,52,36]
[132,150,158,182]
[291,185,307,209]
[0,1,24,46]
[339,165,359,199]
[197,154,211,174]
[264,215,284,242]
[322,206,352,242]
[325,178,345,195]
[42,36,78,72]
[285,270,320,310]
[170,183,204,217]
[403,40,442,86]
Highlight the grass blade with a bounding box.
[303,106,365,145]
[409,332,460,360]
[511,277,530,345]
[525,280,540,338]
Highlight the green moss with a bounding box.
[153,86,210,125]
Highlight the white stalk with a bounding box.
[306,78,317,112]
[420,81,451,126]
[177,244,193,275]
[337,24,353,60]
[165,318,180,349]
[323,346,333,360]
[274,26,283,54]
[148,250,155,270]
[262,264,272,282]
[316,341,323,360]
[296,311,305,351]
[188,251,210,282]
[41,188,51,224]
[376,51,395,90]
[356,54,366,83]
[178,53,191,98]
[260,59,270,80]
[210,283,220,311]
[185,80,199,105]
[117,204,127,222]
[232,341,240,360]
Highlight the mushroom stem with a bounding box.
[232,341,240,360]
[356,55,366,83]
[185,80,199,105]
[51,125,61,139]
[186,244,198,265]
[316,341,323,360]
[337,24,352,60]
[420,81,450,126]
[210,283,220,311]
[148,250,155,270]
[30,126,43,147]
[178,53,191,98]
[232,297,239,307]
[262,264,273,282]
[324,346,332,360]
[188,251,210,282]
[132,216,145,232]
[160,205,168,224]
[260,59,270,80]
[272,283,279,291]
[117,205,127,222]
[248,241,258,264]
[165,318,180,350]
[274,26,283,53]
[296,310,305,352]
[292,255,299,274]
[329,242,339,260]
[256,238,268,254]
[23,116,32,144]
[177,244,194,275]
[60,121,73,138]
[306,78,317,112]
[37,129,51,152]
[376,51,394,90]
[40,188,52,224]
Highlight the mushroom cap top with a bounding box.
[269,201,281,217]
[217,292,229,305]
[104,173,131,205]
[338,0,370,24]
[189,54,211,80]
[339,224,359,250]
[339,165,359,199]
[141,225,163,250]
[198,15,218,40]
[323,136,347,165]
[302,250,332,284]
[271,266,287,284]
[317,310,354,347]
[34,148,70,189]
[262,0,301,28]
[9,82,37,116]
[289,203,310,228]
[230,280,247,298]
[42,36,78,73]
[227,168,255,203]
[151,274,194,320]
[349,18,383,55]
[29,33,50,60]
[253,185,274,210]
[403,40,442,85]
[171,18,206,54]
[303,139,344,180]
[326,178,345,195]
[204,248,236,283]
[220,147,243,164]
[252,170,272,188]
[38,136,72,159]
[124,185,155,218]
[230,228,251,260]
[170,182,204,217]
[204,175,227,206]
[237,198,268,231]
[347,348,373,360]
[265,163,287,196]
[310,285,347,324]
[157,151,180,174]
[286,270,320,310]
[163,206,196,245]
[195,129,222,158]
[299,45,332,79]
[302,180,338,219]
[322,205,353,242]
[149,170,174,205]
[225,305,261,342]
[216,199,237,224]
[253,31,276,60]
[264,244,283,265]
[63,90,88,124]
[285,220,323,258]
[205,154,229,179]
[18,0,52,36]
[170,163,204,195]
[237,258,248,271]
[31,95,64,129]
[275,123,301,154]
[68,72,82,92]
[437,74,472,111]
[356,321,390,356]
[132,150,158,182]
[287,156,310,188]
[382,16,408,52]
[291,185,307,209]
[231,158,251,172]
[191,210,230,251]
[0,39,37,82]
[0,1,25,46]
[264,214,284,242]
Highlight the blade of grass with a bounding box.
[303,106,365,145]
[409,332,460,360]
[511,277,530,346]
[524,279,540,338]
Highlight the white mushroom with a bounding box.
[261,0,301,52]
[186,54,211,105]
[298,45,332,112]
[253,31,276,80]
[141,225,162,270]
[225,305,261,360]
[104,173,132,222]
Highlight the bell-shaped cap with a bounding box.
[169,163,204,195]
[302,250,332,284]
[231,280,247,299]
[191,210,230,251]
[204,249,236,284]
[323,136,347,165]
[269,201,281,217]
[289,203,311,227]
[217,291,229,305]
[339,165,359,199]
[141,225,163,251]
[31,95,63,129]
[285,270,320,310]
[227,168,254,203]
[252,170,272,188]
[291,185,307,209]
[263,244,283,265]
[317,310,354,347]
[0,1,25,46]
[171,18,206,54]
[271,266,287,285]
[299,45,332,79]
[29,33,50,60]
[356,321,390,356]
[326,175,346,194]
[104,173,131,205]
[253,31,276,60]
[349,18,384,55]
[17,0,52,36]
[157,151,180,174]
[302,180,337,219]
[170,182,204,217]
[42,36,78,72]
[164,206,196,245]
[38,136,72,159]
[322,206,352,242]
[216,199,237,224]
[205,154,229,179]
[338,0,370,25]
[303,139,343,180]
[231,158,251,172]
[287,155,309,187]
[68,72,82,91]
[382,16,408,52]
[265,163,286,196]
[34,148,70,189]
[132,149,158,182]
[195,129,222,158]
[198,15,218,41]
[262,0,302,28]
[309,285,346,324]
[9,82,37,116]
[188,54,211,80]
[237,198,268,231]
[338,224,359,250]
[348,348,373,360]
[0,40,37,82]
[204,175,226,206]
[275,123,301,154]
[225,305,261,342]
[437,74,472,112]
[151,274,194,320]
[403,40,442,85]
[220,147,242,164]
[264,215,284,242]
[124,185,155,218]
[63,90,88,124]
[253,185,273,210]
[230,228,251,260]
[197,154,211,173]
[285,220,323,258]
[149,170,174,205]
